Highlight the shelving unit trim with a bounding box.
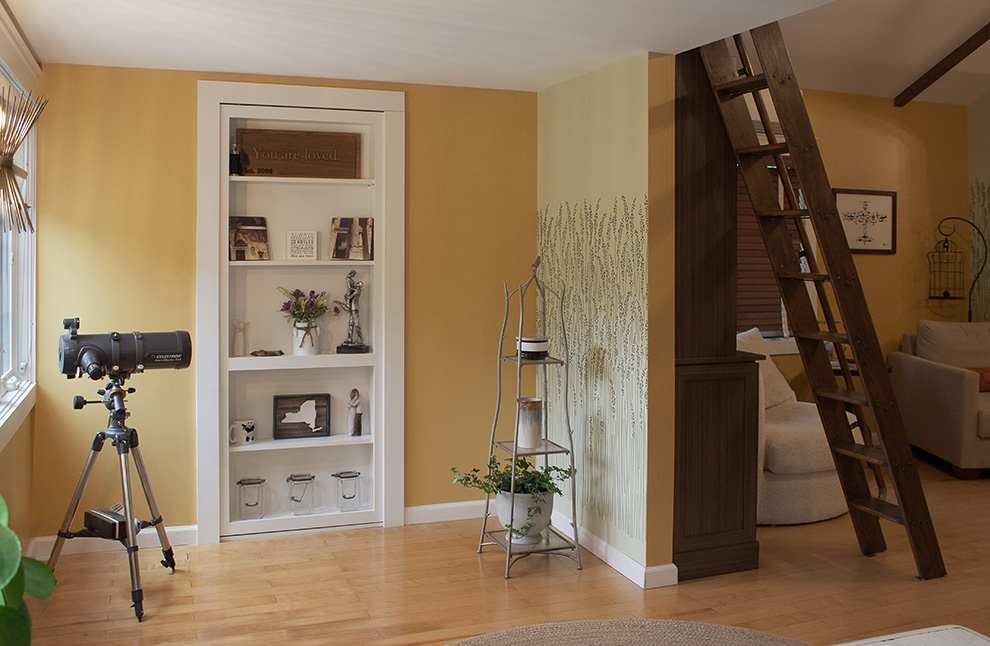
[196,81,404,543]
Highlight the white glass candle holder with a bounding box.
[517,397,543,449]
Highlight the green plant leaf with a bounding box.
[2,562,24,607]
[0,525,22,591]
[21,558,55,600]
[0,604,31,646]
[0,492,8,527]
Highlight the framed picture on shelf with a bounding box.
[229,216,271,261]
[286,230,318,260]
[833,189,896,254]
[273,394,331,440]
[330,217,374,261]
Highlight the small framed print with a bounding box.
[330,217,374,260]
[286,230,318,260]
[833,189,896,254]
[273,393,331,440]
[229,216,270,261]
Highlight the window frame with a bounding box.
[0,128,36,450]
[0,9,41,451]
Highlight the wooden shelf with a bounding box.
[227,353,375,371]
[229,175,375,187]
[230,434,373,453]
[230,260,374,268]
[225,507,379,536]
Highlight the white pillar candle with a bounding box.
[517,397,543,449]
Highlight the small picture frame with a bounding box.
[229,216,270,261]
[330,217,374,260]
[833,189,897,254]
[273,394,331,440]
[286,230,318,260]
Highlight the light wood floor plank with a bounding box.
[27,458,990,645]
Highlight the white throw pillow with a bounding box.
[916,320,990,368]
[736,327,797,408]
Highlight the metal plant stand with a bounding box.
[477,258,582,578]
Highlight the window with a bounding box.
[736,164,813,348]
[0,71,38,449]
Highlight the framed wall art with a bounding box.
[330,217,374,260]
[273,393,331,440]
[833,189,896,254]
[229,216,270,261]
[286,230,318,260]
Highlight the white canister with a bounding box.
[517,397,543,449]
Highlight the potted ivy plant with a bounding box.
[1,491,56,645]
[452,455,572,543]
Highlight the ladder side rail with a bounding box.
[747,23,913,446]
[749,22,945,579]
[701,35,888,555]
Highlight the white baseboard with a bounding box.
[404,499,486,525]
[551,509,677,589]
[27,525,198,561]
[25,503,678,592]
[404,500,677,590]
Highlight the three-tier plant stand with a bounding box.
[477,258,582,578]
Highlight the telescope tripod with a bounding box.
[48,372,175,621]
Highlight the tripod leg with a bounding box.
[131,443,175,570]
[48,440,105,570]
[117,445,144,621]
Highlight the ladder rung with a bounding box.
[736,142,789,158]
[755,209,810,219]
[794,330,850,344]
[817,388,870,407]
[776,271,829,282]
[714,73,769,97]
[849,498,905,525]
[834,443,888,466]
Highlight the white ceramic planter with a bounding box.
[495,490,552,544]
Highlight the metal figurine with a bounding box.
[335,270,370,353]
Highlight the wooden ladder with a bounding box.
[698,22,946,580]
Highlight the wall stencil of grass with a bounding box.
[537,195,648,542]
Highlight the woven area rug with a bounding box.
[445,619,812,646]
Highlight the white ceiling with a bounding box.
[5,0,829,92]
[6,0,990,104]
[780,0,990,105]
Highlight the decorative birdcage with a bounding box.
[927,237,965,300]
[928,217,988,321]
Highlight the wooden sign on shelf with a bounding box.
[237,129,361,179]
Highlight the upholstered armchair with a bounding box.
[887,320,990,479]
[736,328,848,525]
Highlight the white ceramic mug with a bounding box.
[229,418,256,445]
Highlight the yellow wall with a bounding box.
[968,89,990,182]
[0,413,34,539]
[645,53,676,568]
[32,64,536,536]
[773,90,969,393]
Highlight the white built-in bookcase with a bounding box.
[195,81,405,542]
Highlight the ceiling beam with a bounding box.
[895,20,990,107]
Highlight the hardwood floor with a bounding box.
[28,457,989,646]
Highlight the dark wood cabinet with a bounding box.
[673,357,759,580]
[672,49,759,580]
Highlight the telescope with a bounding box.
[58,317,192,380]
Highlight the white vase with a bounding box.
[495,490,552,544]
[292,322,320,355]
